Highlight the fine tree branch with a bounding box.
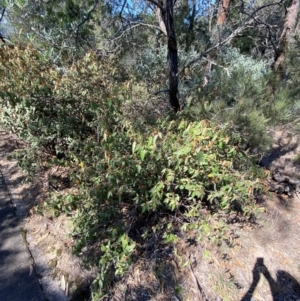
[179,0,284,75]
[240,0,284,16]
[108,22,162,42]
[239,0,284,54]
[202,57,231,76]
[178,20,252,75]
[75,0,99,45]
[128,21,161,30]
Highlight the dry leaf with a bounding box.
[29,265,33,276]
[36,232,49,245]
[61,275,66,291]
[65,282,69,296]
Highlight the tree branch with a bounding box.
[179,1,285,75]
[146,0,163,11]
[178,19,253,75]
[119,0,127,17]
[202,57,231,76]
[154,88,169,95]
[108,22,161,42]
[75,0,99,45]
[0,7,5,23]
[240,0,284,16]
[156,6,167,36]
[0,8,6,43]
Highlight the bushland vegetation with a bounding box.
[0,0,299,298]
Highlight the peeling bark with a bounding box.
[155,6,167,36]
[217,0,231,26]
[162,0,180,112]
[274,0,300,73]
[153,0,180,112]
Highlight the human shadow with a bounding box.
[241,257,300,301]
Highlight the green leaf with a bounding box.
[163,233,178,243]
[132,141,136,154]
[140,149,146,161]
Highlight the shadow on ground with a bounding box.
[241,258,300,301]
[260,143,298,169]
[0,130,93,301]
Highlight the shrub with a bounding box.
[0,43,264,299]
[186,47,294,152]
[58,117,264,297]
[0,44,128,172]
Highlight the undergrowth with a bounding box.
[183,47,295,152]
[0,43,267,299]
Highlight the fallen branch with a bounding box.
[189,254,209,301]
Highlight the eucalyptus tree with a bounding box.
[0,6,5,43]
[2,0,297,110]
[274,0,299,74]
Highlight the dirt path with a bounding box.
[0,167,45,301]
[192,126,300,300]
[0,130,94,301]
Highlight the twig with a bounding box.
[188,254,208,301]
[108,22,160,42]
[75,0,99,45]
[202,57,231,76]
[119,0,127,17]
[154,88,169,95]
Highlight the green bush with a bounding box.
[0,44,130,177]
[186,47,294,152]
[60,117,263,298]
[0,44,265,299]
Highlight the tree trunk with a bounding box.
[217,0,231,26]
[185,1,196,52]
[0,7,6,43]
[156,6,167,36]
[274,0,300,73]
[153,0,180,111]
[162,0,180,112]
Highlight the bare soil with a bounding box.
[1,125,300,301]
[0,130,94,301]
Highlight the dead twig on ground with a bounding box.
[188,254,208,301]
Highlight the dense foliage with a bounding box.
[0,43,265,298]
[0,0,299,299]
